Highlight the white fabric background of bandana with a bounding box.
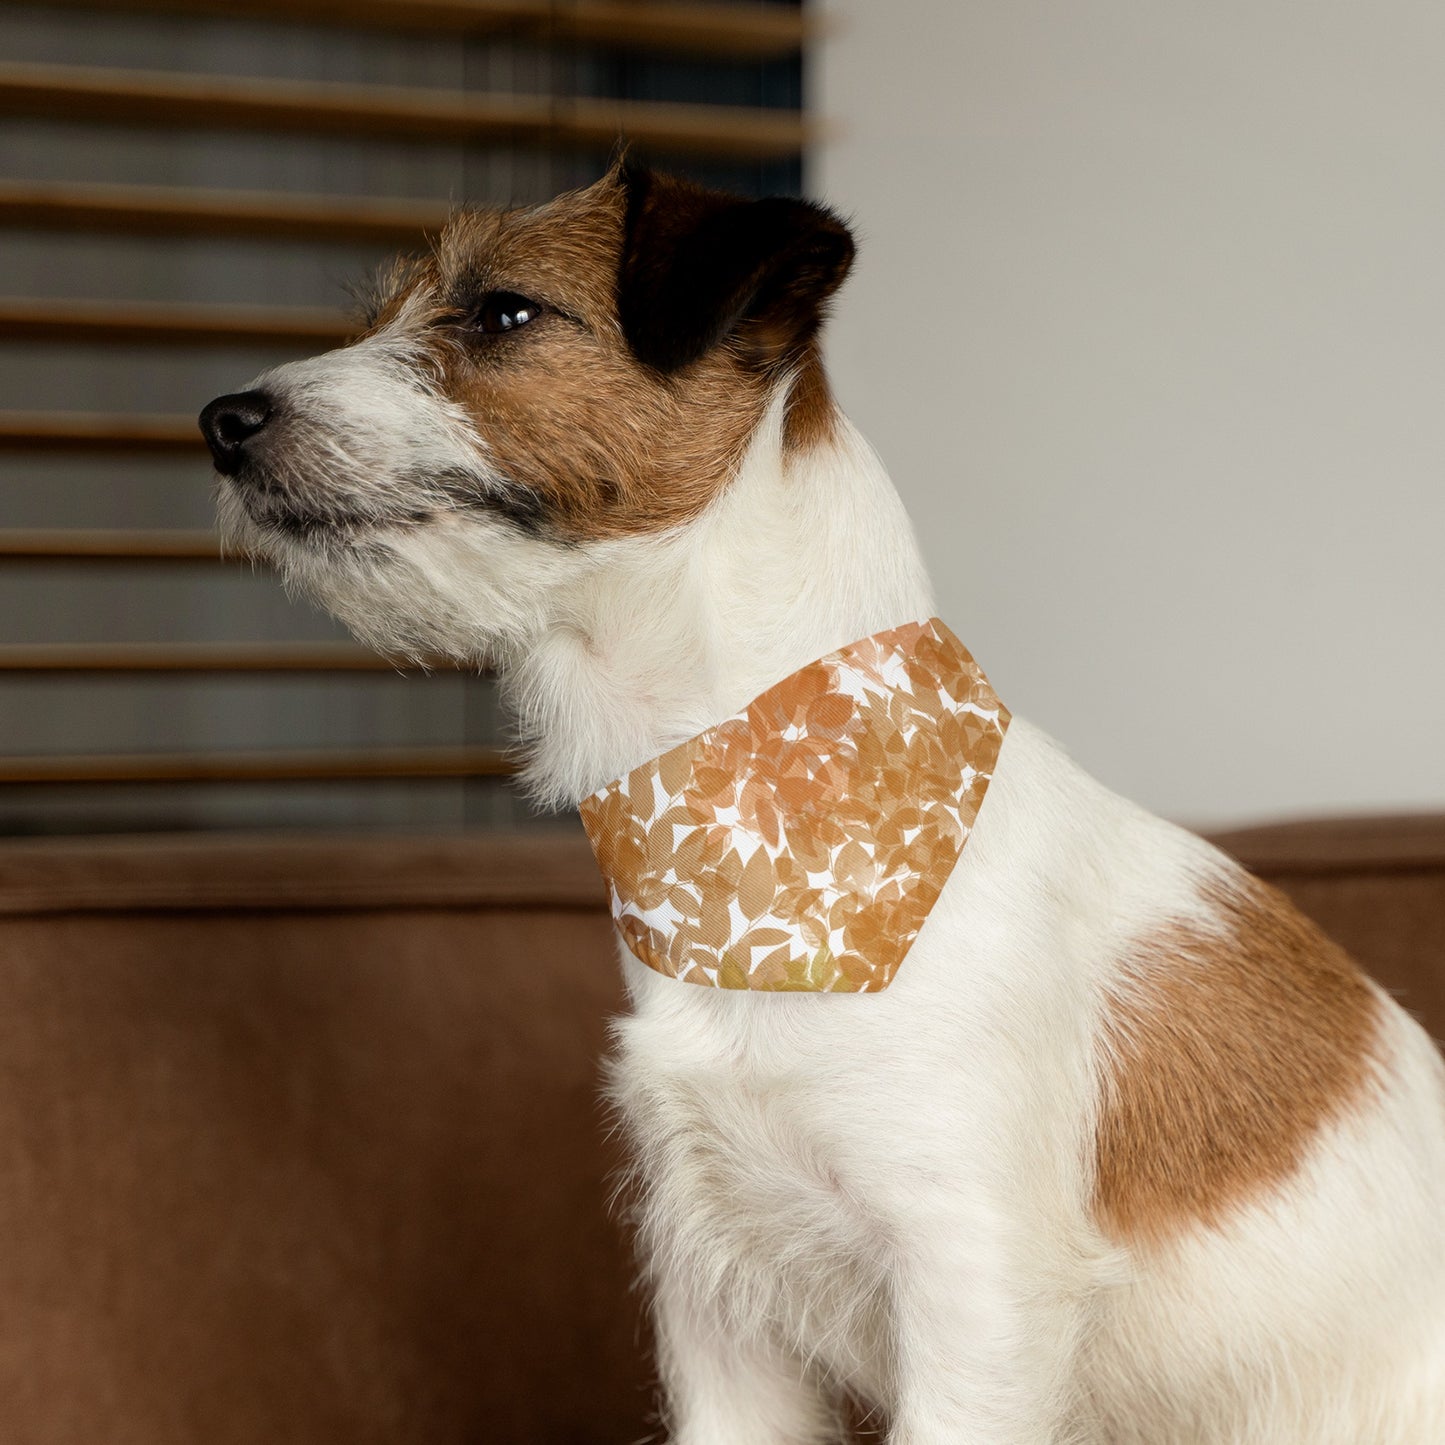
[579,619,1009,993]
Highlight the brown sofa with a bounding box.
[0,817,1440,1443]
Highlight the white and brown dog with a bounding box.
[201,163,1445,1444]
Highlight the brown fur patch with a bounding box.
[362,179,749,541]
[782,343,840,454]
[362,170,848,540]
[1094,872,1382,1246]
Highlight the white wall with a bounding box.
[814,0,1445,827]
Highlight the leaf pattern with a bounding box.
[579,619,1009,993]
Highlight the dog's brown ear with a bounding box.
[617,162,855,375]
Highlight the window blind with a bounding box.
[0,0,809,834]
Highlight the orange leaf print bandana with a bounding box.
[579,620,1009,993]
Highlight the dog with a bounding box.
[200,161,1445,1444]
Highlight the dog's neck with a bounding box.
[504,392,935,809]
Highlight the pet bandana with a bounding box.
[579,619,1009,993]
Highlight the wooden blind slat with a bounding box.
[0,297,352,348]
[553,0,810,57]
[0,412,200,452]
[0,61,813,161]
[0,745,514,784]
[0,0,810,59]
[0,180,448,245]
[0,529,222,560]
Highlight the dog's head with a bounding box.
[200,163,854,661]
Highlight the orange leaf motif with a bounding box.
[578,619,1008,993]
[657,744,694,797]
[737,848,777,921]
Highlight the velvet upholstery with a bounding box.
[0,818,1439,1441]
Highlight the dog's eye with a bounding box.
[471,291,543,335]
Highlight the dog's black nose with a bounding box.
[199,390,273,475]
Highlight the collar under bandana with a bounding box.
[579,619,1009,993]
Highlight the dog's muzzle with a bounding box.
[199,390,274,476]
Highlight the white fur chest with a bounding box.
[605,724,1127,1409]
[611,965,899,1397]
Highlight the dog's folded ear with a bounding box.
[617,161,855,375]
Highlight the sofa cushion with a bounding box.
[0,817,1439,1441]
